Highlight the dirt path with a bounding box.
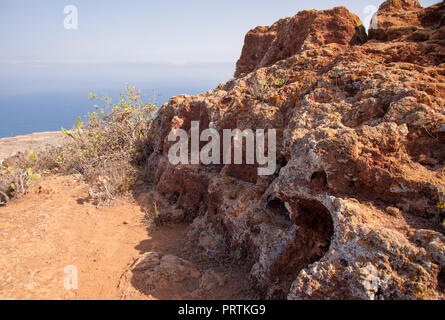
[0,175,252,300]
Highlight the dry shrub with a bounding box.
[57,85,157,204]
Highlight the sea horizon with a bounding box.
[0,61,234,138]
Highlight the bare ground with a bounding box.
[0,174,253,300]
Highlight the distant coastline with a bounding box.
[0,131,65,161]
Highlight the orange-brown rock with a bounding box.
[369,0,445,42]
[147,1,445,300]
[235,7,367,77]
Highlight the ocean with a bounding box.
[0,62,234,138]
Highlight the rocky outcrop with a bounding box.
[369,0,445,42]
[146,0,445,300]
[235,7,367,77]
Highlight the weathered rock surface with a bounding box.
[369,0,445,42]
[147,0,445,300]
[235,6,367,77]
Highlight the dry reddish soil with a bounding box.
[0,174,252,300]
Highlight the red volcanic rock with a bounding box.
[369,0,445,41]
[234,25,278,78]
[380,0,422,11]
[147,1,445,300]
[235,7,367,77]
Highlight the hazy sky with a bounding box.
[0,0,438,65]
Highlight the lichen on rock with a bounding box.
[146,0,445,300]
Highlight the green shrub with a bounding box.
[58,85,157,204]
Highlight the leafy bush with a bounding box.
[57,85,157,204]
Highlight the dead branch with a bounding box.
[0,190,9,206]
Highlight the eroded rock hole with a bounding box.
[266,196,288,216]
[311,170,327,190]
[293,198,334,257]
[266,196,293,227]
[269,198,334,295]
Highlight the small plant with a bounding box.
[422,115,445,140]
[0,150,54,201]
[269,76,286,88]
[247,75,287,102]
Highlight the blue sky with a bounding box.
[0,0,438,65]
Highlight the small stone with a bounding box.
[385,206,401,216]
